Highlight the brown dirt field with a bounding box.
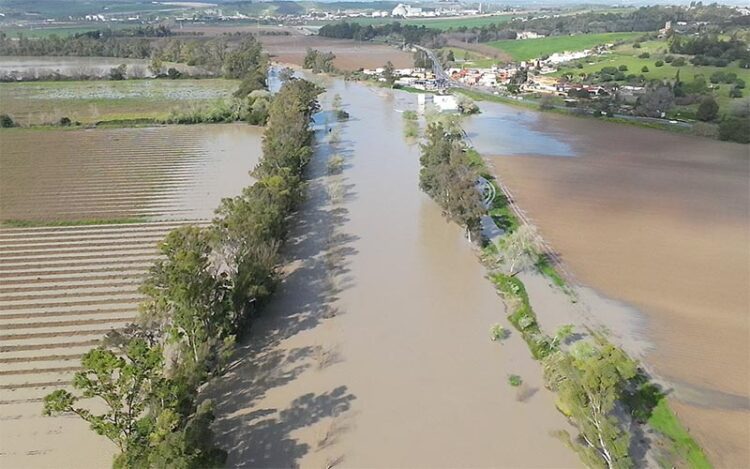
[485,112,749,467]
[260,35,414,70]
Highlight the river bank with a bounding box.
[464,102,749,466]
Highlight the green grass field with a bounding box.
[553,37,750,113]
[440,47,498,68]
[0,78,240,126]
[488,32,641,62]
[0,25,123,38]
[332,13,515,30]
[556,54,750,83]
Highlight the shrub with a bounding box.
[0,114,16,128]
[672,57,686,66]
[641,65,649,73]
[692,122,719,139]
[664,54,674,63]
[336,109,349,120]
[638,52,650,59]
[402,110,418,120]
[576,63,583,69]
[167,67,182,79]
[508,375,523,387]
[59,116,72,126]
[539,96,554,111]
[327,153,344,175]
[490,324,509,342]
[696,96,719,122]
[109,64,126,80]
[719,117,750,143]
[633,42,641,49]
[618,64,628,72]
[655,60,664,67]
[729,87,743,98]
[736,78,746,89]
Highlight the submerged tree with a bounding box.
[139,226,232,371]
[43,337,164,453]
[499,224,544,276]
[419,122,484,241]
[544,339,637,469]
[383,60,395,87]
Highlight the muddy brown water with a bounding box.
[464,103,750,466]
[207,79,580,467]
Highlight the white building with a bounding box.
[517,31,544,40]
[418,94,458,112]
[544,50,591,64]
[392,4,423,17]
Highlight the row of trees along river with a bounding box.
[41,76,324,466]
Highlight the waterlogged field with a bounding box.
[0,125,260,223]
[0,78,239,126]
[0,124,262,467]
[488,32,641,61]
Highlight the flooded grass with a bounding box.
[0,79,239,126]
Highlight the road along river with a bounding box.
[206,77,580,467]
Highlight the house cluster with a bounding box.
[448,65,522,88]
[446,40,616,92]
[362,67,440,90]
[524,75,616,99]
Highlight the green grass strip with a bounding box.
[649,398,712,469]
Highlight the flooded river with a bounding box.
[464,103,750,466]
[208,79,579,467]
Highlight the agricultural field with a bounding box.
[488,32,641,62]
[0,78,239,126]
[0,123,263,466]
